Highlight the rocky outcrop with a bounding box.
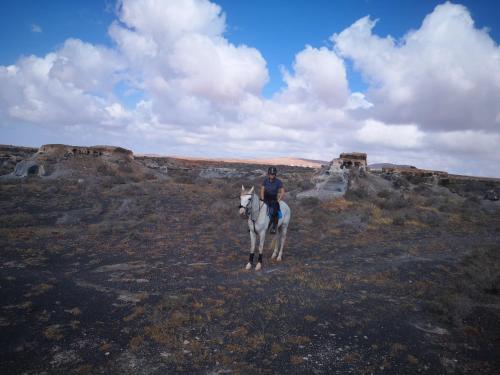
[378,167,448,188]
[199,167,246,179]
[439,174,500,200]
[297,158,349,200]
[484,189,499,201]
[198,167,266,179]
[1,144,166,180]
[0,145,38,176]
[37,144,133,162]
[13,160,47,177]
[138,158,168,174]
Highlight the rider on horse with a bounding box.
[260,166,285,234]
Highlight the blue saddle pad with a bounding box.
[268,208,282,219]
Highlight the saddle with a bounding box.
[267,202,282,233]
[266,201,282,219]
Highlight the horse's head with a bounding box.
[239,185,254,217]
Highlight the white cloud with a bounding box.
[429,130,500,155]
[31,24,42,33]
[278,45,349,108]
[108,0,269,129]
[332,2,500,132]
[356,119,425,149]
[116,0,225,43]
[0,39,127,127]
[168,33,268,102]
[345,92,373,110]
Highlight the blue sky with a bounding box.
[1,0,500,176]
[2,0,498,97]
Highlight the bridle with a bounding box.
[239,192,265,234]
[239,193,254,217]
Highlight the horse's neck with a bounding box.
[251,193,265,218]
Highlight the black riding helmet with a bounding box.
[267,166,277,175]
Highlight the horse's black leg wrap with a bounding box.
[258,254,263,263]
[249,253,255,264]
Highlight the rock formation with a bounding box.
[297,157,350,200]
[1,144,166,180]
[198,167,266,179]
[198,167,246,179]
[13,160,46,177]
[0,145,38,176]
[37,144,133,162]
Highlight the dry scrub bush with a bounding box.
[392,176,410,190]
[173,175,196,185]
[462,247,500,298]
[0,212,38,228]
[392,215,405,226]
[96,164,116,176]
[412,184,434,197]
[300,196,320,208]
[100,176,128,188]
[369,204,392,226]
[286,178,315,193]
[377,189,392,199]
[345,186,369,200]
[117,163,133,174]
[324,198,353,213]
[377,193,410,211]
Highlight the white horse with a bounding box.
[239,185,291,270]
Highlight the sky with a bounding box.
[1,0,499,177]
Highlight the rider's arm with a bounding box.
[278,187,285,201]
[260,186,265,201]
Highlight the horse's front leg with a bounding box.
[245,229,256,270]
[255,229,266,271]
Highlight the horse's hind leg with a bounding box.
[271,232,280,260]
[277,225,288,261]
[246,230,256,270]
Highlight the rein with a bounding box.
[240,193,264,234]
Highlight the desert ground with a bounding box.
[1,146,500,374]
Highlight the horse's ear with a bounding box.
[241,185,245,191]
[250,186,254,193]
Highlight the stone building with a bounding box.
[339,152,367,169]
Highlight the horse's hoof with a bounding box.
[277,257,282,262]
[271,253,277,260]
[245,263,252,270]
[255,262,262,271]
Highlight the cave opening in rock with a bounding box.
[27,165,39,176]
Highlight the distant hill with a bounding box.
[138,154,328,168]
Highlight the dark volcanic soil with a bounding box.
[1,159,500,374]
